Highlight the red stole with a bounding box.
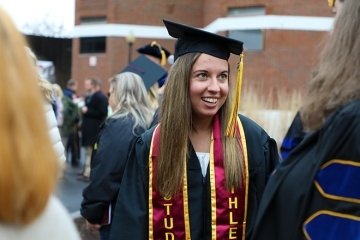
[149,115,249,240]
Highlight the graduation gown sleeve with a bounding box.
[108,128,152,240]
[80,116,142,224]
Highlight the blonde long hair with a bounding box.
[301,0,360,131]
[109,72,154,132]
[0,7,58,225]
[157,53,244,197]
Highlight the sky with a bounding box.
[0,0,75,37]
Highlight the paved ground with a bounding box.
[56,163,99,240]
[56,164,88,213]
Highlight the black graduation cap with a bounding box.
[121,55,167,90]
[137,42,171,60]
[163,19,243,61]
[163,19,245,138]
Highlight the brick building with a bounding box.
[72,0,333,100]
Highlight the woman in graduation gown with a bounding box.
[80,72,154,240]
[109,19,280,240]
[252,0,360,239]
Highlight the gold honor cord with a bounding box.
[148,126,159,240]
[237,117,249,240]
[182,160,191,239]
[225,53,244,137]
[209,133,217,239]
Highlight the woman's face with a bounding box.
[189,53,229,120]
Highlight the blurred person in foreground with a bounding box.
[81,72,154,240]
[280,0,345,160]
[0,7,79,239]
[252,0,360,239]
[109,19,280,240]
[26,47,66,167]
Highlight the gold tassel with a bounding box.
[328,0,335,7]
[151,41,166,66]
[225,53,244,137]
[160,50,166,66]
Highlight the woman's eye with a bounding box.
[197,72,207,79]
[218,73,228,80]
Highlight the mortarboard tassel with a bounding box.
[328,0,335,7]
[225,53,244,137]
[151,41,167,66]
[160,50,166,66]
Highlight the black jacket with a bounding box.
[81,115,145,224]
[81,90,108,146]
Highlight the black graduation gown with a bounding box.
[109,114,280,240]
[81,115,145,224]
[81,90,108,146]
[251,99,360,240]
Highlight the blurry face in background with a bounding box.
[84,79,93,93]
[70,82,78,91]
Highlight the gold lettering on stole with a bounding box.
[164,217,174,229]
[228,196,238,210]
[164,203,172,215]
[229,211,238,225]
[229,227,238,239]
[165,232,175,240]
[163,197,175,237]
[228,188,238,239]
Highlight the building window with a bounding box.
[79,16,107,54]
[80,16,107,25]
[228,6,265,51]
[80,37,106,53]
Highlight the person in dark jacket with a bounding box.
[251,0,360,239]
[79,78,108,181]
[81,72,154,240]
[109,19,280,240]
[61,79,81,167]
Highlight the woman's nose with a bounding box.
[207,77,220,92]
